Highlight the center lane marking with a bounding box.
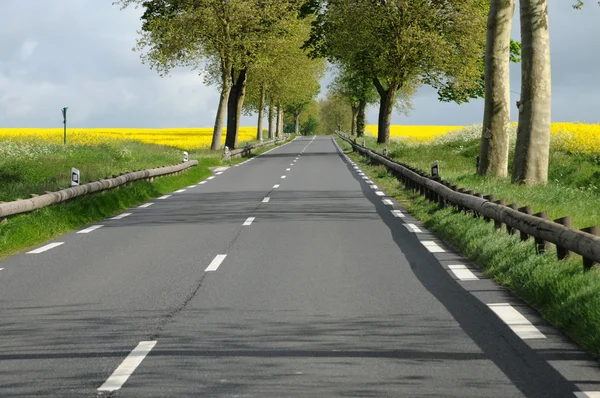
[205,254,227,271]
[27,242,65,254]
[243,217,255,226]
[111,213,132,220]
[286,168,291,171]
[97,341,157,392]
[281,175,286,179]
[77,225,104,234]
[273,184,280,189]
[488,303,546,339]
[262,197,271,203]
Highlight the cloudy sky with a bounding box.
[0,1,598,128]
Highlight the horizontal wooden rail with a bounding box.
[336,133,600,268]
[223,135,290,160]
[0,160,198,219]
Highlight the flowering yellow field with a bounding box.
[365,125,462,141]
[0,127,258,150]
[366,123,600,156]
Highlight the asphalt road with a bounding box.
[1,136,599,397]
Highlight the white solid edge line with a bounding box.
[391,210,405,218]
[243,217,255,226]
[174,189,186,193]
[27,242,65,254]
[111,213,132,220]
[205,254,227,271]
[487,303,546,339]
[448,264,479,281]
[375,191,385,196]
[273,184,280,189]
[158,195,171,200]
[383,199,394,205]
[97,341,157,392]
[421,241,445,253]
[77,225,104,234]
[138,203,154,208]
[574,393,600,398]
[404,223,422,233]
[262,197,270,203]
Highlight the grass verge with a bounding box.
[336,136,600,358]
[0,137,292,260]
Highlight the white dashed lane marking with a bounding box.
[138,203,154,208]
[391,210,405,217]
[370,184,378,189]
[574,393,600,398]
[383,199,394,206]
[174,189,186,193]
[207,176,215,180]
[215,171,223,175]
[187,185,197,188]
[199,181,206,185]
[273,184,280,189]
[281,176,286,179]
[421,241,445,253]
[243,217,255,226]
[286,168,291,171]
[375,191,385,196]
[97,341,157,392]
[158,195,171,200]
[488,303,546,339]
[262,197,271,203]
[77,225,104,234]
[448,265,479,281]
[404,223,422,233]
[27,242,65,254]
[205,254,227,272]
[111,213,132,220]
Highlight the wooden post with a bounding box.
[507,203,518,235]
[494,199,505,229]
[554,216,572,259]
[518,206,532,241]
[533,211,550,254]
[582,226,599,270]
[483,195,494,222]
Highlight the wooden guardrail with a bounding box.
[223,135,291,160]
[0,160,198,219]
[336,133,600,270]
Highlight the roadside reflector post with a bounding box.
[61,107,68,145]
[71,168,80,187]
[431,161,439,178]
[183,151,189,163]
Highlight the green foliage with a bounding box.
[318,93,352,134]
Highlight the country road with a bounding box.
[1,136,599,397]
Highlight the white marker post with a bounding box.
[183,151,189,162]
[71,168,80,187]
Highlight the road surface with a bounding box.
[0,136,599,397]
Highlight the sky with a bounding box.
[0,0,599,128]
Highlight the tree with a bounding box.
[307,0,487,144]
[477,0,516,178]
[329,65,378,137]
[319,93,352,134]
[118,0,305,149]
[512,0,551,184]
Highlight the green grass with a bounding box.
[336,136,600,358]
[0,137,292,259]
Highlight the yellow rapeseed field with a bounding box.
[365,125,462,141]
[0,127,258,150]
[365,123,600,156]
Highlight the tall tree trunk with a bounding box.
[268,102,275,139]
[294,112,301,135]
[478,0,515,177]
[211,81,231,151]
[225,68,248,149]
[512,0,551,184]
[276,104,284,138]
[256,84,266,142]
[373,78,397,144]
[350,104,359,136]
[356,99,366,138]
